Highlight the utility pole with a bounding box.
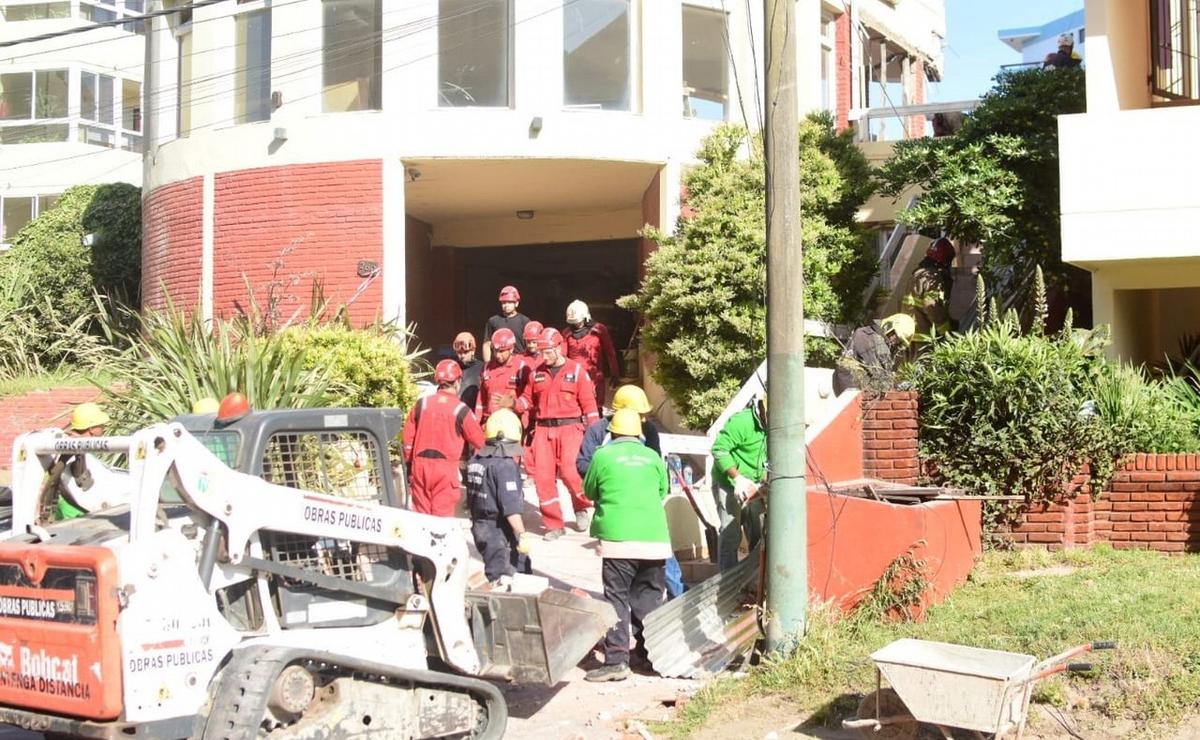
[763,0,807,651]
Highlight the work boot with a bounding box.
[574,507,593,533]
[584,662,630,682]
[543,528,566,542]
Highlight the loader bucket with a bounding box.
[466,588,617,685]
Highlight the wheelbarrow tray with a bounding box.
[870,638,1036,733]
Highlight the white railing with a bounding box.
[850,100,981,143]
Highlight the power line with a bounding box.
[0,0,230,49]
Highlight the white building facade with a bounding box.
[139,0,945,356]
[0,0,145,246]
[998,9,1086,67]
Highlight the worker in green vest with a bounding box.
[710,395,767,571]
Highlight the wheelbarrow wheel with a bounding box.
[855,688,918,740]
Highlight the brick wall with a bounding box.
[1008,455,1200,553]
[908,61,926,138]
[213,160,384,326]
[835,9,852,131]
[862,390,919,485]
[0,387,100,475]
[142,177,203,311]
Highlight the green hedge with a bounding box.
[281,324,420,411]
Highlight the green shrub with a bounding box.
[912,315,1127,502]
[0,260,101,379]
[7,184,141,332]
[94,302,333,432]
[280,323,422,410]
[1090,363,1200,454]
[620,113,877,428]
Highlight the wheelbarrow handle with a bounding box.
[1067,662,1093,672]
[1092,640,1118,650]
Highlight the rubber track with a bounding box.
[199,646,507,740]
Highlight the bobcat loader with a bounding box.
[0,406,615,738]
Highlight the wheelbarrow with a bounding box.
[842,638,1116,739]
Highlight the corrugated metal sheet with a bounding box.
[643,547,761,679]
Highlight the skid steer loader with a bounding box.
[0,406,615,738]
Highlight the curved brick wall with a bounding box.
[142,160,384,326]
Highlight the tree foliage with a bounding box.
[620,113,877,428]
[7,183,142,330]
[876,67,1085,296]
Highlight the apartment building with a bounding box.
[1058,0,1200,365]
[0,0,145,246]
[139,0,945,358]
[999,9,1086,67]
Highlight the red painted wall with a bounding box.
[213,161,384,326]
[806,395,865,485]
[142,177,203,311]
[0,387,100,474]
[835,9,853,131]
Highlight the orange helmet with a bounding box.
[540,327,563,351]
[926,237,955,265]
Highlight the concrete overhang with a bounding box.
[402,157,663,248]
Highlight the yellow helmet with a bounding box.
[191,397,220,414]
[612,384,652,414]
[70,402,110,431]
[484,408,522,442]
[881,313,916,344]
[609,408,642,437]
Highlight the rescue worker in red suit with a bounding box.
[402,359,485,517]
[564,300,620,399]
[530,327,600,540]
[476,328,532,425]
[520,320,545,474]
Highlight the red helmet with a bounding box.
[491,327,517,352]
[926,237,955,265]
[523,320,544,344]
[540,327,563,351]
[434,359,463,385]
[498,285,520,302]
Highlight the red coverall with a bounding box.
[564,322,620,395]
[521,352,545,474]
[529,360,600,529]
[402,389,485,517]
[475,355,533,424]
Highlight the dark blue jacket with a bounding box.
[465,442,524,521]
[576,416,661,477]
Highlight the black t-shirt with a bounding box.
[484,313,531,353]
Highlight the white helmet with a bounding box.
[566,299,590,325]
[1057,32,1074,48]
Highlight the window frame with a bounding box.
[320,0,384,114]
[562,0,638,113]
[234,5,274,124]
[437,0,515,109]
[1,193,61,249]
[1149,0,1200,104]
[681,3,731,121]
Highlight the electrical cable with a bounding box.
[0,0,231,49]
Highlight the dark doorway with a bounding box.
[460,239,639,357]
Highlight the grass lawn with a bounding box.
[666,546,1200,737]
[0,367,103,398]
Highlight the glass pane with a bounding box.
[79,123,116,147]
[122,79,141,131]
[2,197,34,243]
[125,0,145,12]
[563,0,630,110]
[322,0,382,113]
[682,5,728,120]
[35,69,68,119]
[2,3,71,20]
[79,2,118,22]
[236,9,273,123]
[81,72,97,121]
[0,123,69,144]
[178,33,193,136]
[0,73,33,120]
[99,74,114,124]
[121,133,143,152]
[438,0,510,107]
[37,195,60,214]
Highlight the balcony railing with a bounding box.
[1151,0,1200,102]
[849,100,981,143]
[0,117,142,151]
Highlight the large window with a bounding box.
[563,0,632,110]
[682,5,728,120]
[235,9,273,123]
[1,194,60,246]
[438,0,510,107]
[820,13,837,114]
[1151,0,1200,102]
[0,70,69,143]
[322,0,382,112]
[1,3,70,20]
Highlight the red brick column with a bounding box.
[834,9,852,132]
[862,391,919,484]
